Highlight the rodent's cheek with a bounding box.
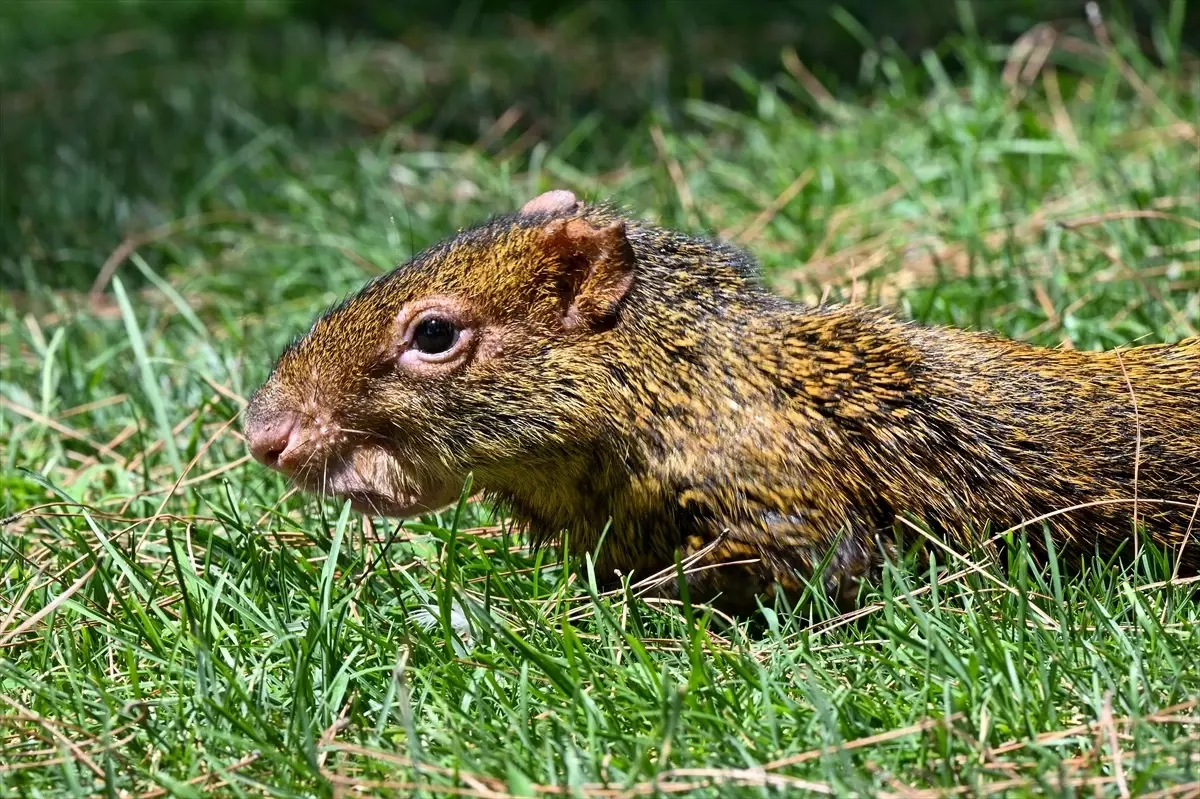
[473,325,508,362]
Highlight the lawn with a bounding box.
[1,1,1199,796]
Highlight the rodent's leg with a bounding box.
[662,518,882,616]
[674,535,786,616]
[651,432,891,614]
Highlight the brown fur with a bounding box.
[244,194,1200,613]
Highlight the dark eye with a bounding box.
[412,317,459,354]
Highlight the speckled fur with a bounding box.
[246,199,1200,613]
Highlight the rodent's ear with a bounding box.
[520,190,580,216]
[540,217,636,331]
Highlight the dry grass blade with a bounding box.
[0,562,99,647]
[649,125,696,225]
[0,696,105,778]
[765,713,964,769]
[1,396,128,466]
[1173,491,1200,584]
[1114,351,1142,553]
[895,517,1060,630]
[1099,690,1130,799]
[725,168,813,244]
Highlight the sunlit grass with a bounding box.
[1,2,1198,796]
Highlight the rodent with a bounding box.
[243,189,1200,613]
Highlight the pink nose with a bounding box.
[246,413,300,470]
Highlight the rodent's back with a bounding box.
[835,319,1200,564]
[610,291,1200,605]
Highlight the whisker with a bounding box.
[334,426,376,438]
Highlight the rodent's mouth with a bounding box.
[291,463,464,520]
[274,438,466,520]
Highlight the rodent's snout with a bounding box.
[245,411,301,471]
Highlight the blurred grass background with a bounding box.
[4,0,1195,292]
[2,1,1199,796]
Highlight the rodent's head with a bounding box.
[243,190,637,518]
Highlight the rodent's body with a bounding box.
[245,192,1200,613]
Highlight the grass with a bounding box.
[2,1,1199,796]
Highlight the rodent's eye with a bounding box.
[412,317,459,355]
[393,299,477,372]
